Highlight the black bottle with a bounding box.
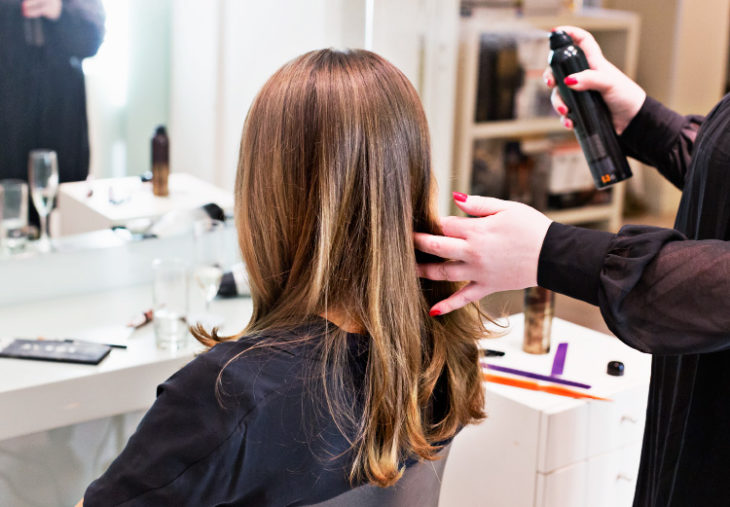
[151,126,169,197]
[548,30,632,189]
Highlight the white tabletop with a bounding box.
[0,285,253,441]
[479,314,651,413]
[0,289,649,442]
[59,173,234,222]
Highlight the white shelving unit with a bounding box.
[453,7,640,231]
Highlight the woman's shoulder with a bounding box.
[165,325,323,408]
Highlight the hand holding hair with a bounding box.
[415,193,552,316]
[543,25,646,134]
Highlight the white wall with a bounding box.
[169,0,362,193]
[169,0,461,214]
[606,0,730,214]
[168,0,222,185]
[86,0,172,179]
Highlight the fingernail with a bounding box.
[452,191,467,202]
[429,308,442,317]
[557,105,567,115]
[544,76,553,87]
[564,76,578,85]
[562,118,572,129]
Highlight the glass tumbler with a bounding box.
[0,179,29,253]
[152,258,189,351]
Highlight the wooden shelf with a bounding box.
[452,8,639,232]
[520,7,641,31]
[545,203,615,225]
[471,117,565,139]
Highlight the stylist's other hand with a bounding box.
[22,0,62,20]
[544,25,645,135]
[415,193,552,316]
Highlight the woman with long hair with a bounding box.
[81,48,489,506]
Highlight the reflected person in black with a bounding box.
[0,0,104,222]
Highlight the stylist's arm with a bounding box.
[414,196,551,315]
[417,25,730,355]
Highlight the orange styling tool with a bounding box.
[482,373,612,401]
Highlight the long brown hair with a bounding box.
[195,49,487,487]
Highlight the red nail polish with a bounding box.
[429,308,442,317]
[557,105,567,115]
[452,191,467,202]
[564,76,578,85]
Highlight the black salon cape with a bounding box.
[83,320,445,506]
[538,95,730,506]
[0,0,103,185]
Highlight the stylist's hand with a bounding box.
[545,25,645,134]
[22,0,62,20]
[415,193,552,316]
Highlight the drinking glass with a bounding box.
[0,180,29,253]
[28,150,59,252]
[153,258,189,350]
[191,218,225,328]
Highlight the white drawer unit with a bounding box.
[439,315,651,507]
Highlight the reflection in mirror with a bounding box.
[84,0,171,180]
[0,0,104,231]
[0,0,458,263]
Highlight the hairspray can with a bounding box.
[523,286,554,354]
[548,30,632,189]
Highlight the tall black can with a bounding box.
[548,30,632,189]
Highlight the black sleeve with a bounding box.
[538,222,730,355]
[46,0,105,60]
[82,346,254,506]
[619,96,704,189]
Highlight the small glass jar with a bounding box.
[523,286,555,354]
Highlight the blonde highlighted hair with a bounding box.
[194,49,487,487]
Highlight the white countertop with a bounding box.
[59,173,234,223]
[0,285,253,441]
[0,286,649,443]
[479,315,651,413]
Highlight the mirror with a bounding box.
[0,0,455,265]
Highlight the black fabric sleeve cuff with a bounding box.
[619,97,687,169]
[537,222,615,306]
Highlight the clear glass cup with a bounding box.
[152,258,190,351]
[191,219,225,328]
[0,179,29,254]
[28,150,59,253]
[523,286,555,354]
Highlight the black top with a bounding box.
[538,95,730,506]
[84,320,446,506]
[0,0,104,191]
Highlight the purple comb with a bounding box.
[551,342,568,377]
[481,362,591,390]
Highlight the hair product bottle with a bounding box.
[151,126,169,197]
[548,30,632,189]
[523,286,554,354]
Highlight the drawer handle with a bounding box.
[616,473,634,482]
[620,415,638,424]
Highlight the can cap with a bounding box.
[549,30,573,50]
[607,360,625,376]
